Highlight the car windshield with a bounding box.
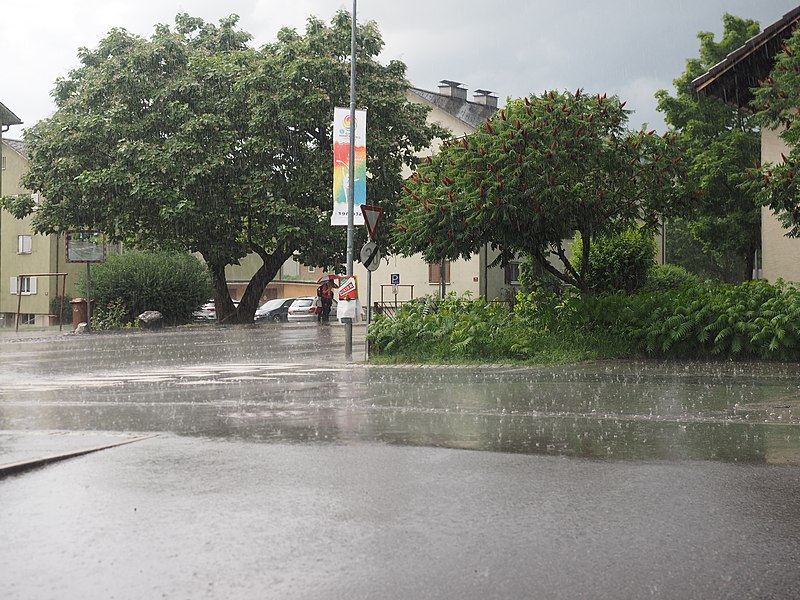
[293,299,313,308]
[260,299,284,311]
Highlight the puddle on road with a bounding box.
[2,327,800,465]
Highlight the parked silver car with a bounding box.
[286,296,338,322]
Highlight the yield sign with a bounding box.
[360,204,384,241]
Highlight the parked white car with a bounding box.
[192,300,216,321]
[192,300,239,321]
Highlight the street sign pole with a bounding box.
[360,205,383,362]
[365,267,372,361]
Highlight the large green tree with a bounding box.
[393,89,690,293]
[6,12,440,322]
[655,13,762,282]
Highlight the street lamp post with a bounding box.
[345,0,357,359]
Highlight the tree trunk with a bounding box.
[234,248,291,323]
[742,248,755,282]
[206,245,293,325]
[207,262,237,324]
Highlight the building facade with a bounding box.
[0,137,84,327]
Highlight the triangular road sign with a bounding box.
[361,204,384,240]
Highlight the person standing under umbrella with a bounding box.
[317,274,337,322]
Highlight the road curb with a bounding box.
[0,434,158,478]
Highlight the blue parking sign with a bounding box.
[390,273,400,285]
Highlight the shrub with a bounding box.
[369,280,800,364]
[79,251,213,326]
[625,280,800,360]
[642,263,700,292]
[572,227,656,294]
[368,293,520,362]
[93,298,136,330]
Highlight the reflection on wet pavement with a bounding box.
[1,325,800,464]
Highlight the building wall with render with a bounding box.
[761,127,800,282]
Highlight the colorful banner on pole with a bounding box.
[332,107,366,226]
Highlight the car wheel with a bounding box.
[271,314,282,322]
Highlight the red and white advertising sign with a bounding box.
[338,275,358,301]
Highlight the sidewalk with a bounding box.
[0,430,151,477]
[0,325,72,341]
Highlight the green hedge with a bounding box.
[79,251,213,327]
[368,281,800,363]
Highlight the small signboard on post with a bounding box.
[65,230,106,332]
[65,231,106,263]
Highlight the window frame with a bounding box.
[10,276,37,295]
[505,261,521,286]
[428,261,451,284]
[18,234,32,255]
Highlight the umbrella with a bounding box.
[317,274,339,284]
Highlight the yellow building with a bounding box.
[1,111,84,327]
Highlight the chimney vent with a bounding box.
[438,80,467,100]
[473,89,498,108]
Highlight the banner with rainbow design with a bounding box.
[332,107,366,226]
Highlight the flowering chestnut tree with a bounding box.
[393,89,692,293]
[751,28,800,237]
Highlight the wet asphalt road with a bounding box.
[2,324,800,599]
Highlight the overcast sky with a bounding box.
[3,0,799,140]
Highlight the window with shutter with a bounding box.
[18,235,32,254]
[10,276,36,295]
[428,261,451,284]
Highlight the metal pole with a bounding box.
[365,268,371,361]
[85,261,92,331]
[15,275,22,332]
[439,259,446,299]
[345,0,357,359]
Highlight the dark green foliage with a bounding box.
[79,251,212,326]
[15,12,442,324]
[624,280,800,360]
[656,14,761,281]
[663,218,745,283]
[751,25,800,238]
[517,258,564,295]
[368,294,523,362]
[49,295,73,325]
[642,264,700,293]
[395,88,691,294]
[368,281,800,363]
[580,227,656,294]
[92,298,134,330]
[368,291,630,364]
